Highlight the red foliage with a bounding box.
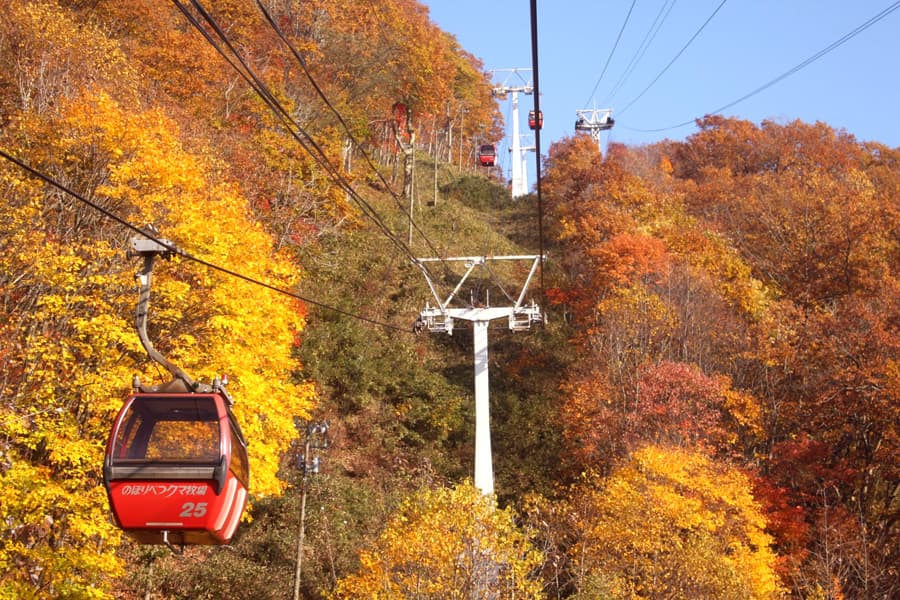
[543,287,570,306]
[751,472,812,584]
[624,361,729,452]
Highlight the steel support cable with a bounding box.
[253,1,394,195]
[530,0,545,299]
[602,0,678,106]
[0,147,411,333]
[631,0,900,133]
[482,260,517,305]
[174,0,443,287]
[176,2,372,211]
[584,0,637,108]
[172,1,341,186]
[178,0,452,290]
[253,0,449,268]
[618,0,729,117]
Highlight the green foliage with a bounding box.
[440,175,511,211]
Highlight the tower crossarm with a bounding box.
[514,255,541,310]
[492,84,534,96]
[414,256,485,311]
[414,255,545,333]
[490,67,534,96]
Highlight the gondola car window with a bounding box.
[114,410,145,459]
[112,397,221,463]
[229,421,249,485]
[146,419,219,461]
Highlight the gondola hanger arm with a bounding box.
[129,230,200,392]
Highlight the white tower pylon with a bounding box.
[510,91,526,198]
[492,68,534,199]
[414,256,544,496]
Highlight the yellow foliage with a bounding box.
[652,206,776,320]
[331,482,543,599]
[56,90,317,495]
[567,446,785,599]
[0,458,123,599]
[596,283,677,372]
[0,0,137,115]
[1,88,316,595]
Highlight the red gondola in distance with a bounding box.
[528,110,543,130]
[478,143,496,167]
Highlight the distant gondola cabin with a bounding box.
[528,110,543,130]
[478,144,496,167]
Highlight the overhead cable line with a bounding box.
[179,0,452,292]
[172,0,444,286]
[630,0,900,132]
[530,0,545,297]
[618,0,729,117]
[0,147,412,334]
[252,0,447,264]
[254,0,396,196]
[602,0,678,106]
[584,0,637,108]
[175,0,394,238]
[171,1,368,216]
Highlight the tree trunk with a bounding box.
[393,104,416,244]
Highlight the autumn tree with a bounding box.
[651,115,900,597]
[672,117,887,306]
[564,446,784,599]
[558,368,624,475]
[255,0,500,194]
[753,292,900,598]
[0,87,315,597]
[543,133,769,476]
[330,482,543,599]
[627,361,762,453]
[540,135,641,326]
[0,1,138,117]
[559,360,763,478]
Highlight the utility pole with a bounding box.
[293,419,329,600]
[491,68,535,199]
[574,108,615,148]
[413,256,543,496]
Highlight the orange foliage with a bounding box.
[559,369,623,473]
[546,115,900,597]
[588,232,670,289]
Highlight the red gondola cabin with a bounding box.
[103,389,249,546]
[478,144,496,167]
[528,110,543,130]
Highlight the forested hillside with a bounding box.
[1,1,897,599]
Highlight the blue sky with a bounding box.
[423,0,900,182]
